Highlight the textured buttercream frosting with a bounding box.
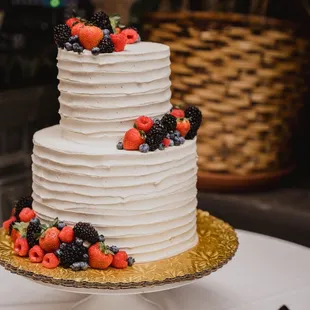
[31,42,200,263]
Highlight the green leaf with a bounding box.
[99,242,114,255]
[109,14,121,33]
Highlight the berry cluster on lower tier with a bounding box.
[117,105,202,153]
[2,197,135,271]
[54,11,141,55]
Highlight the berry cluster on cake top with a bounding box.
[117,105,202,153]
[54,11,140,55]
[2,197,135,271]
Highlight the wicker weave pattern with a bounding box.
[145,13,308,175]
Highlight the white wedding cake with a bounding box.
[31,40,199,263]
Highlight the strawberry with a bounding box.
[123,128,145,151]
[135,116,153,133]
[115,27,121,34]
[2,216,16,233]
[59,226,75,243]
[162,138,170,147]
[122,28,139,44]
[170,107,185,119]
[111,251,128,269]
[11,228,21,243]
[88,242,113,270]
[71,22,85,36]
[19,208,36,223]
[110,33,127,52]
[29,245,45,263]
[66,17,80,29]
[39,227,60,253]
[42,253,60,269]
[79,25,103,50]
[14,238,29,257]
[176,118,191,137]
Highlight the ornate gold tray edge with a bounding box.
[0,211,239,290]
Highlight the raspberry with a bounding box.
[29,245,45,263]
[14,238,29,257]
[42,253,60,269]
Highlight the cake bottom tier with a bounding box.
[32,125,199,262]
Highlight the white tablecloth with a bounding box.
[0,230,309,310]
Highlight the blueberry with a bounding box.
[169,139,174,147]
[158,143,165,151]
[98,235,105,242]
[64,42,73,51]
[179,137,185,144]
[82,253,89,262]
[174,130,181,138]
[75,238,83,246]
[55,249,62,258]
[104,34,111,39]
[127,257,135,266]
[153,118,160,124]
[57,221,66,230]
[103,29,110,35]
[77,46,84,54]
[109,245,119,254]
[30,217,40,225]
[91,47,100,56]
[80,262,89,271]
[139,143,150,153]
[166,133,170,139]
[69,35,79,44]
[117,142,123,150]
[70,262,82,271]
[174,138,181,146]
[72,43,80,52]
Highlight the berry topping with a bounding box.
[14,238,29,257]
[29,245,45,263]
[122,28,139,44]
[176,118,191,137]
[139,143,150,153]
[90,11,113,34]
[91,47,100,55]
[26,218,41,248]
[58,241,88,268]
[65,42,73,51]
[39,227,60,253]
[57,221,66,230]
[116,141,124,150]
[161,114,177,132]
[70,261,89,271]
[15,196,33,220]
[103,29,110,35]
[71,22,85,36]
[109,245,119,254]
[42,253,60,269]
[19,207,36,222]
[170,107,185,119]
[69,35,79,44]
[112,251,128,269]
[54,24,71,48]
[185,106,202,139]
[73,222,99,244]
[66,17,80,29]
[162,138,170,147]
[135,116,153,133]
[146,121,167,151]
[79,25,103,50]
[98,37,114,53]
[98,235,105,243]
[59,226,75,243]
[110,33,127,52]
[127,257,135,267]
[88,242,114,270]
[123,128,146,151]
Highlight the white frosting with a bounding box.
[31,42,201,263]
[57,42,172,147]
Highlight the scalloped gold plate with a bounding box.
[0,210,238,290]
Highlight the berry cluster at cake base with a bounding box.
[2,197,135,272]
[117,105,202,153]
[54,11,140,55]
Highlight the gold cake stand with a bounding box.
[0,210,238,309]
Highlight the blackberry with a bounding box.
[161,114,177,132]
[26,219,41,248]
[73,222,99,244]
[185,106,202,131]
[98,37,114,54]
[58,242,88,268]
[54,24,71,48]
[185,128,198,140]
[90,11,113,34]
[146,122,167,152]
[15,196,33,220]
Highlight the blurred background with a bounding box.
[0,0,310,246]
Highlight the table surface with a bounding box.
[0,230,310,310]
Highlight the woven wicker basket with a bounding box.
[144,12,309,177]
